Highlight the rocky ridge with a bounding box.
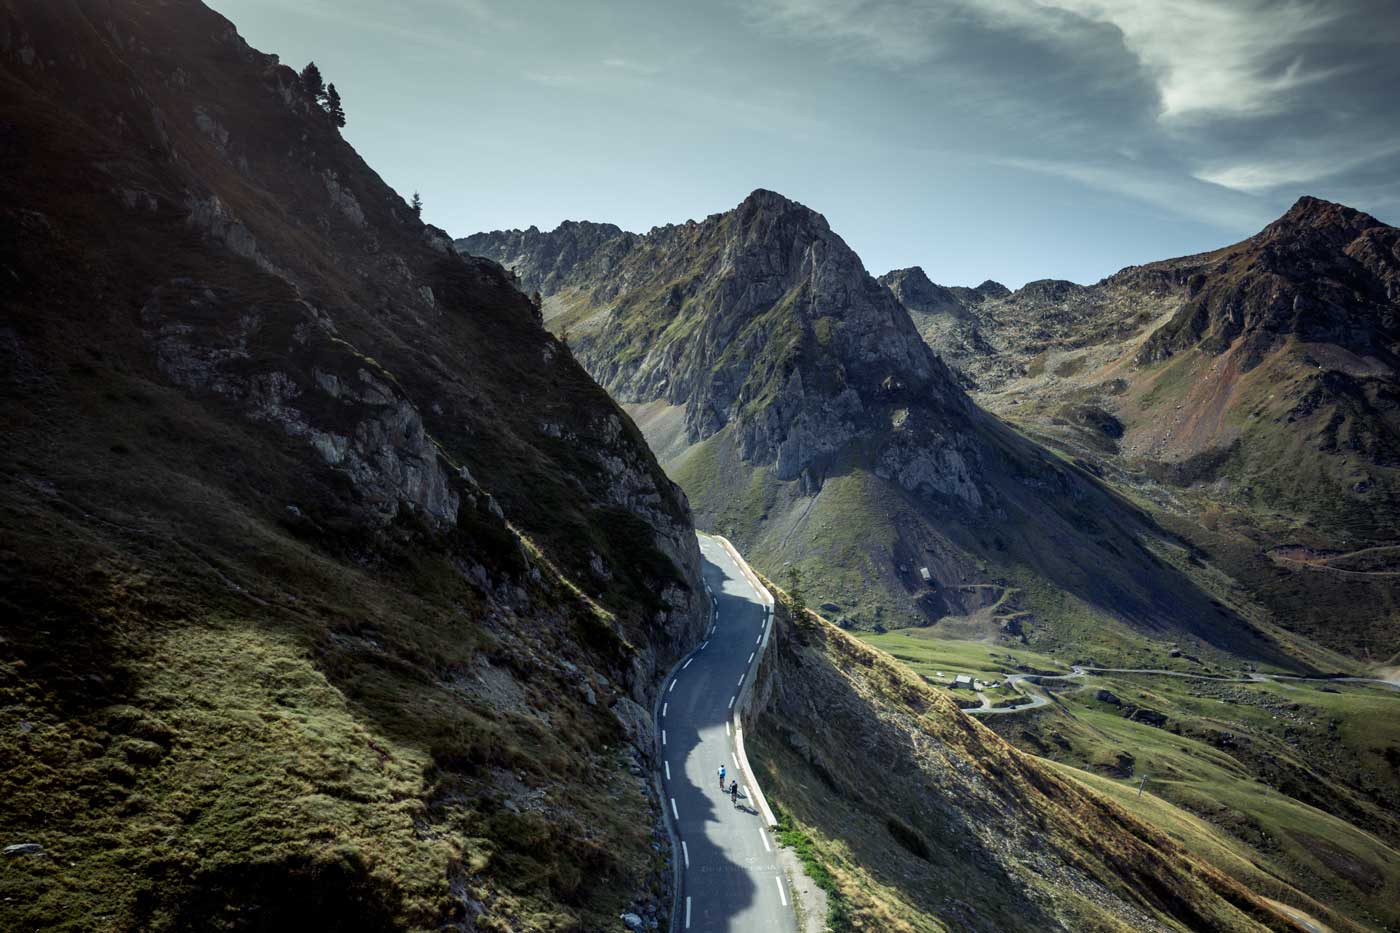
[874,198,1400,661]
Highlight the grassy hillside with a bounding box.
[858,628,1400,931]
[747,584,1303,932]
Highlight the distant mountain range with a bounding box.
[461,191,1390,670]
[873,197,1400,661]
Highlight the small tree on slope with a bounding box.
[300,61,325,101]
[325,83,346,128]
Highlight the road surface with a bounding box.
[658,534,797,933]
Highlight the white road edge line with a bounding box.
[665,761,671,780]
[669,680,677,693]
[728,695,736,709]
[701,640,708,649]
[682,840,690,869]
[726,721,731,736]
[731,752,738,768]
[671,798,679,820]
[759,828,771,852]
[737,674,744,688]
[775,876,788,906]
[682,658,693,670]
[756,634,762,645]
[685,896,692,929]
[748,652,755,664]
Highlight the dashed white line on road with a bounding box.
[685,896,692,929]
[737,674,744,687]
[682,840,690,868]
[731,752,738,768]
[682,658,693,670]
[710,625,717,636]
[662,702,668,717]
[726,721,731,736]
[662,730,667,746]
[669,680,677,693]
[665,761,671,780]
[671,798,679,820]
[728,695,736,709]
[759,828,771,852]
[701,640,708,650]
[748,652,755,664]
[775,876,788,906]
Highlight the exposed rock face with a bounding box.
[1138,197,1400,367]
[465,190,981,502]
[141,282,465,528]
[879,266,996,388]
[459,220,634,296]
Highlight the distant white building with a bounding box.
[919,567,932,583]
[953,674,974,689]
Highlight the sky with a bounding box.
[208,0,1400,289]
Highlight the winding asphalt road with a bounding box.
[658,535,796,933]
[963,663,1400,716]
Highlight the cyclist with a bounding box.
[718,764,726,789]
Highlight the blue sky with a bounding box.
[209,0,1400,288]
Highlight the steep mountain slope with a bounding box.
[749,586,1312,933]
[460,193,1317,670]
[889,198,1400,662]
[0,2,704,929]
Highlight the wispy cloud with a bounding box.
[602,57,661,76]
[998,156,1275,230]
[1195,138,1400,193]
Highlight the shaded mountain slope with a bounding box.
[461,193,1319,671]
[1,2,703,929]
[748,586,1313,932]
[892,198,1400,662]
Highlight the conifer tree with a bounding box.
[410,191,423,219]
[325,83,346,128]
[299,61,324,100]
[784,566,806,613]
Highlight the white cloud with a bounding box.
[1195,138,1400,192]
[748,0,1350,120]
[1034,0,1345,120]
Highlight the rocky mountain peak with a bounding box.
[1139,196,1399,365]
[880,266,962,314]
[467,191,979,496]
[1263,195,1384,243]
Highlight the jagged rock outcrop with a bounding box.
[879,266,997,386]
[1137,197,1400,367]
[458,220,635,296]
[467,190,982,500]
